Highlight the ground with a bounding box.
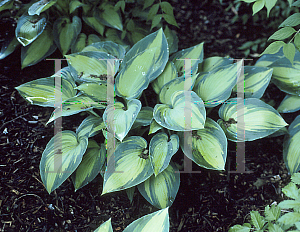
[0,0,296,231]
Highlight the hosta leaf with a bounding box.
[96,3,123,31]
[102,136,153,194]
[76,82,109,102]
[15,75,76,107]
[198,56,233,73]
[154,91,206,131]
[137,162,180,209]
[21,25,57,68]
[94,218,113,232]
[115,48,155,99]
[232,66,273,98]
[53,16,82,55]
[268,52,300,95]
[132,107,154,129]
[151,61,178,94]
[66,51,119,83]
[0,0,13,12]
[87,34,101,45]
[81,41,126,59]
[178,118,227,170]
[76,115,104,138]
[120,28,169,82]
[72,141,106,191]
[16,13,47,46]
[283,115,300,174]
[194,61,242,108]
[164,25,178,54]
[71,33,87,53]
[69,0,86,14]
[149,133,179,176]
[170,42,204,76]
[47,94,106,124]
[40,131,89,193]
[0,36,20,60]
[277,212,300,225]
[149,119,163,134]
[123,208,169,232]
[52,66,76,86]
[256,47,285,67]
[159,74,198,105]
[82,15,105,36]
[218,98,288,142]
[28,0,57,15]
[278,94,300,113]
[103,99,142,141]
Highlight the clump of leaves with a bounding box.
[229,173,300,232]
[0,0,178,68]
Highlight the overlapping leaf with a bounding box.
[194,61,242,108]
[16,13,47,46]
[154,91,206,131]
[278,94,300,113]
[178,118,227,170]
[82,41,126,59]
[0,36,20,60]
[40,129,90,193]
[198,56,233,73]
[283,115,300,174]
[53,16,82,55]
[103,100,142,141]
[137,162,180,209]
[218,98,288,142]
[28,0,57,15]
[149,133,179,176]
[102,136,154,194]
[96,3,123,31]
[94,218,113,232]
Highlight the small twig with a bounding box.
[0,113,29,131]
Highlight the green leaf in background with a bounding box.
[278,94,300,113]
[149,119,163,134]
[218,98,288,142]
[268,27,296,41]
[53,16,82,55]
[283,115,300,174]
[103,99,142,141]
[71,33,87,53]
[81,41,126,59]
[123,208,169,232]
[277,212,300,225]
[132,107,154,129]
[15,75,76,107]
[252,0,264,15]
[16,13,47,46]
[71,140,106,191]
[268,52,300,95]
[40,130,89,193]
[151,14,162,31]
[278,200,300,212]
[94,218,113,232]
[21,25,57,68]
[198,56,233,73]
[0,36,20,60]
[149,133,179,176]
[126,187,135,204]
[0,0,14,12]
[229,225,251,232]
[151,61,178,94]
[265,0,277,17]
[178,118,227,170]
[137,162,180,209]
[66,51,119,83]
[82,15,105,36]
[295,33,300,51]
[283,42,295,64]
[102,136,154,195]
[264,204,281,221]
[279,13,300,28]
[115,48,155,99]
[291,173,300,184]
[164,26,178,54]
[96,3,123,31]
[47,94,106,124]
[232,66,273,98]
[194,61,242,108]
[260,41,285,57]
[159,74,198,105]
[69,0,86,14]
[28,0,57,15]
[154,91,206,131]
[170,42,204,76]
[87,34,101,45]
[250,211,265,230]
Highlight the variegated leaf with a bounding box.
[198,56,233,73]
[102,136,154,194]
[82,41,126,59]
[278,94,300,113]
[94,218,113,232]
[218,98,288,142]
[137,162,180,209]
[28,0,57,15]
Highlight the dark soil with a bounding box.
[0,0,294,231]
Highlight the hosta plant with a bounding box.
[229,173,300,232]
[0,0,178,68]
[16,26,300,215]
